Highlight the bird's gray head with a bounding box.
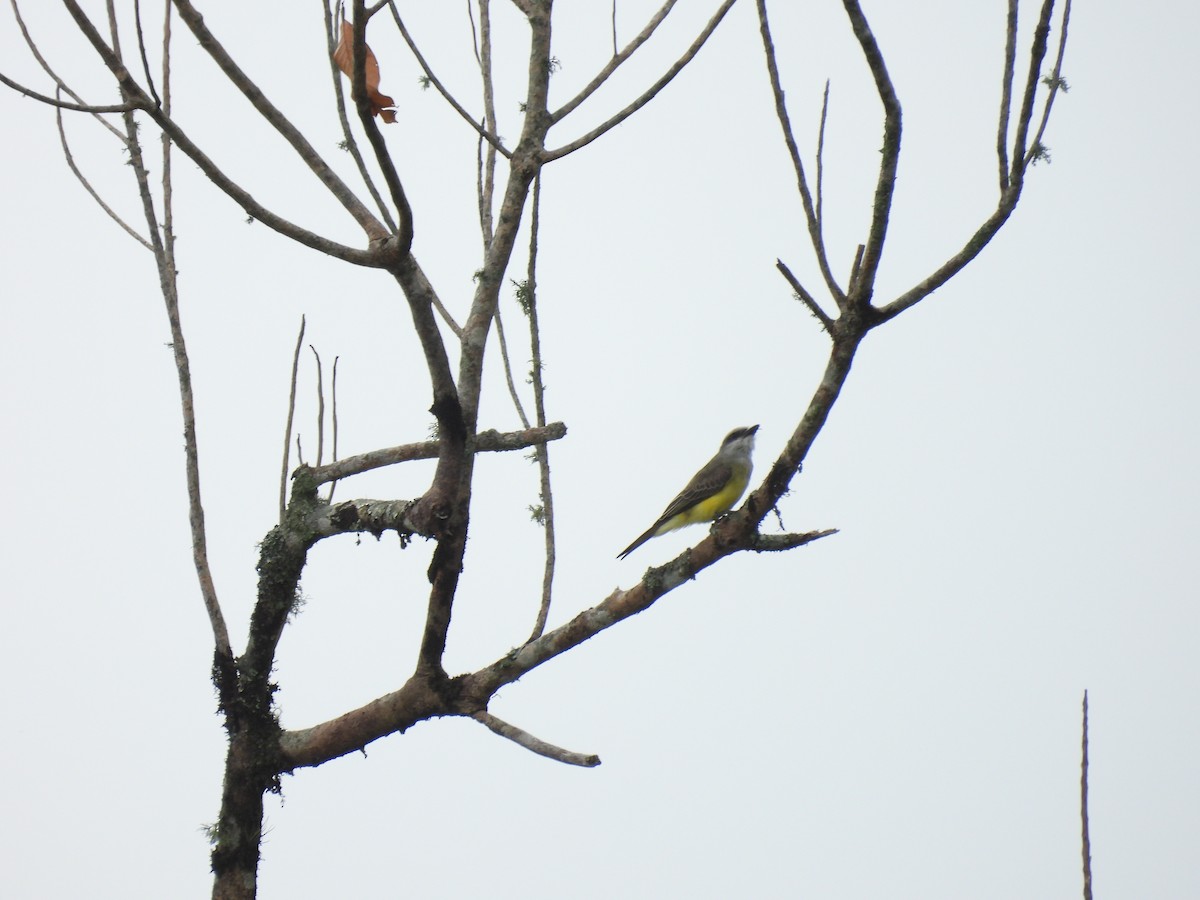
[720,425,758,456]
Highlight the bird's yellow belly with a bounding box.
[656,467,751,535]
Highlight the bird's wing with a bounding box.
[651,457,733,527]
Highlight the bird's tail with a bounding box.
[617,525,658,560]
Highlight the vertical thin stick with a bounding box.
[281,316,306,520]
[1081,691,1093,900]
[525,174,556,642]
[328,356,340,502]
[310,345,325,466]
[477,0,498,246]
[996,0,1017,191]
[815,79,829,233]
[494,303,531,427]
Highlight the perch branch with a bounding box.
[305,422,568,484]
[473,712,601,768]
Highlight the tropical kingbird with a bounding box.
[617,425,759,559]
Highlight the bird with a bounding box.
[617,425,759,559]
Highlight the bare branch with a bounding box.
[103,2,229,656]
[1081,690,1093,900]
[493,301,532,427]
[870,191,1020,325]
[996,0,1018,191]
[161,0,175,261]
[473,712,601,768]
[309,496,423,539]
[56,0,390,266]
[0,70,137,113]
[8,0,129,134]
[1009,0,1056,179]
[747,335,862,526]
[387,2,512,158]
[775,258,832,333]
[328,356,341,503]
[310,345,326,466]
[524,176,557,642]
[752,529,838,551]
[543,0,736,162]
[815,79,829,231]
[168,0,391,243]
[871,1,1067,325]
[306,422,568,484]
[480,0,499,245]
[756,1,845,307]
[840,0,902,307]
[54,96,152,249]
[550,0,681,123]
[1024,0,1071,167]
[281,317,307,522]
[847,243,864,294]
[132,0,162,108]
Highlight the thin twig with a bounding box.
[103,0,229,656]
[281,316,307,521]
[472,712,600,768]
[387,1,512,158]
[543,0,736,161]
[161,0,174,265]
[847,243,864,295]
[477,0,499,245]
[60,0,389,266]
[756,0,845,307]
[815,79,830,233]
[170,0,392,243]
[1081,691,1093,900]
[0,70,138,113]
[550,0,681,123]
[524,175,556,642]
[996,0,1017,191]
[1009,0,1056,179]
[871,0,1066,325]
[55,94,152,248]
[839,0,903,308]
[494,301,532,427]
[132,0,162,107]
[466,0,481,66]
[329,356,340,503]
[310,345,326,467]
[752,529,839,551]
[8,0,129,134]
[775,259,832,333]
[1023,0,1071,167]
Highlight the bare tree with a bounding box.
[1,1,1071,897]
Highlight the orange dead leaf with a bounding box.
[333,19,396,124]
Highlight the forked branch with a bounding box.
[550,0,681,123]
[543,0,737,162]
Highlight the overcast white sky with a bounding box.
[2,1,1197,897]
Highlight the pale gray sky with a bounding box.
[2,1,1197,897]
